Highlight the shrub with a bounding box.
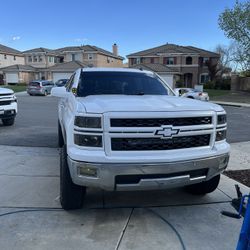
[215,79,231,90]
[18,82,28,86]
[203,81,215,89]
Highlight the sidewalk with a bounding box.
[0,145,249,250]
[228,141,250,170]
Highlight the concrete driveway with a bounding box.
[0,94,249,250]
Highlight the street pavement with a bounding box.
[0,94,249,250]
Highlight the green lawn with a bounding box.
[2,85,27,93]
[204,89,231,97]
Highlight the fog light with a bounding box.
[74,134,102,147]
[78,166,98,177]
[216,130,227,141]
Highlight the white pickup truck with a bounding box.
[52,68,230,210]
[0,87,17,126]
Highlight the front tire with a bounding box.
[60,145,86,210]
[2,118,15,126]
[185,174,220,195]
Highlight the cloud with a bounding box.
[74,38,88,43]
[12,36,21,41]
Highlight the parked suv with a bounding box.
[0,87,17,126]
[27,80,54,96]
[52,68,230,210]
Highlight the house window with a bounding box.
[28,56,32,62]
[186,56,192,65]
[164,57,175,65]
[4,54,7,59]
[136,58,141,64]
[88,53,93,60]
[200,73,210,84]
[150,58,154,64]
[107,57,113,63]
[39,56,43,62]
[72,54,75,61]
[49,56,54,63]
[203,57,210,64]
[33,56,38,62]
[14,56,16,61]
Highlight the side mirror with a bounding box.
[51,86,67,98]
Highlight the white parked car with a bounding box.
[52,68,229,210]
[0,87,17,126]
[175,88,209,101]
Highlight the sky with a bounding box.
[0,0,239,59]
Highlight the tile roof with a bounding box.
[131,63,178,73]
[48,61,88,72]
[186,46,220,57]
[22,47,56,54]
[55,45,124,60]
[127,43,219,57]
[0,44,22,55]
[0,64,37,72]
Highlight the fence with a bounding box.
[231,75,250,91]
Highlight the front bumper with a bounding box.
[0,103,17,120]
[68,154,229,191]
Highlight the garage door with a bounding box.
[52,73,72,83]
[159,74,174,88]
[6,73,18,84]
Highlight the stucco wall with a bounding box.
[0,54,24,68]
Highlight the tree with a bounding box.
[206,44,233,81]
[218,1,250,71]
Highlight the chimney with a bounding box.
[112,43,118,56]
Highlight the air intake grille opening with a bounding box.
[111,134,210,151]
[115,168,208,185]
[111,117,212,127]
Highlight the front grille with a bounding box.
[111,134,210,151]
[115,168,208,185]
[110,117,212,127]
[0,100,11,106]
[0,93,12,97]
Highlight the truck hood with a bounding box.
[0,87,14,95]
[76,95,224,113]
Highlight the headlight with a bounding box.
[216,130,227,141]
[74,134,102,147]
[217,114,227,125]
[74,116,101,128]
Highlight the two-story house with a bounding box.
[22,47,58,80]
[49,44,124,82]
[127,43,220,88]
[0,44,25,84]
[55,44,123,66]
[0,43,124,84]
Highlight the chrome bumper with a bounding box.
[68,154,229,191]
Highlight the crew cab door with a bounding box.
[59,73,76,134]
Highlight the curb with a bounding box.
[212,101,250,108]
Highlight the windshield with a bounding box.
[77,71,173,97]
